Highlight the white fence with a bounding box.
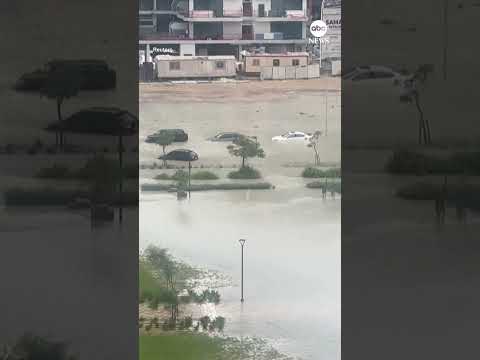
[260,65,320,80]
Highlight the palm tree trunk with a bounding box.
[162,146,167,167]
[57,98,64,150]
[414,93,428,145]
[242,157,245,168]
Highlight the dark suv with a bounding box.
[146,129,188,143]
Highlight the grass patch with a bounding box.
[140,334,223,360]
[191,171,219,180]
[155,170,219,181]
[302,167,341,178]
[227,166,261,179]
[3,188,138,206]
[154,173,173,180]
[395,182,480,210]
[386,150,480,175]
[142,182,273,192]
[36,159,138,180]
[140,334,293,360]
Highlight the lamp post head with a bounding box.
[239,239,246,246]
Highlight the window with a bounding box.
[139,15,153,26]
[373,71,395,79]
[252,59,260,66]
[352,72,373,81]
[292,59,300,66]
[216,61,225,69]
[169,61,180,70]
[273,59,280,67]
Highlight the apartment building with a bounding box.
[139,0,310,61]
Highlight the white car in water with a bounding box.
[342,65,412,85]
[272,131,313,143]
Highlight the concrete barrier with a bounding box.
[272,66,286,80]
[295,66,308,79]
[285,66,296,79]
[307,64,320,79]
[261,67,273,80]
[260,65,319,80]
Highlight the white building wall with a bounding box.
[180,43,196,56]
[223,22,242,39]
[254,22,270,35]
[223,0,242,12]
[252,0,272,14]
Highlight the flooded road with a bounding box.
[140,188,340,360]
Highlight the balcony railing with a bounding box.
[140,32,304,41]
[140,32,189,41]
[183,9,306,19]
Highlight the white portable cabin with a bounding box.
[155,55,236,79]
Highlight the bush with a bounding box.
[302,167,341,178]
[228,166,261,179]
[385,150,480,175]
[154,173,172,180]
[171,170,188,181]
[36,164,70,179]
[191,171,219,180]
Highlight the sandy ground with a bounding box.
[140,78,340,103]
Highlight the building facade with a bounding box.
[139,0,311,61]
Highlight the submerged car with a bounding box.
[146,129,188,143]
[342,65,410,84]
[158,149,199,162]
[272,131,313,142]
[14,59,116,91]
[209,132,244,142]
[45,107,138,135]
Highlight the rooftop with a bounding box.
[154,55,236,61]
[244,52,309,57]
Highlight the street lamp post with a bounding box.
[239,239,246,302]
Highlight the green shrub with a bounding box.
[36,164,70,179]
[191,171,219,180]
[154,173,172,180]
[302,167,341,178]
[385,150,480,175]
[171,170,188,181]
[227,166,261,179]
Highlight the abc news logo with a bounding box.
[309,20,329,44]
[310,20,328,38]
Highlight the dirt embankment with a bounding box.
[139,78,340,103]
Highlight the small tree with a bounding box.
[147,131,175,167]
[400,64,434,145]
[3,333,76,360]
[41,67,81,149]
[227,136,265,168]
[308,131,322,165]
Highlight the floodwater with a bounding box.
[140,189,340,360]
[140,81,341,360]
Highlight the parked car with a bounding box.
[147,129,188,143]
[14,59,116,91]
[342,65,411,84]
[272,131,313,142]
[209,132,244,142]
[158,149,199,162]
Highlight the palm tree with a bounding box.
[41,67,81,149]
[400,64,434,145]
